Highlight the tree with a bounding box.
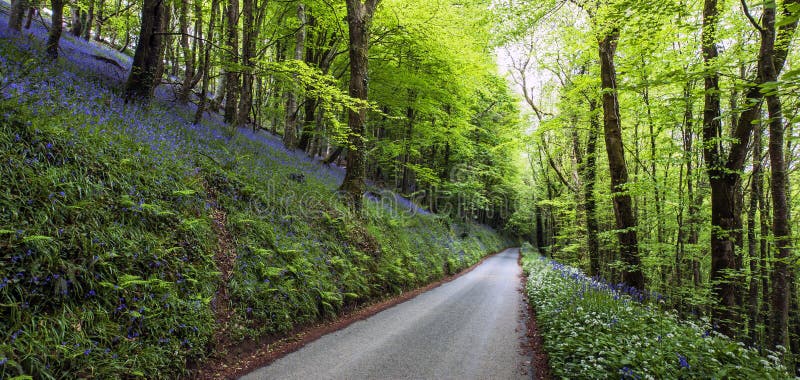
[701,0,740,337]
[177,0,200,104]
[123,0,166,102]
[702,0,799,337]
[8,0,29,31]
[46,0,65,60]
[340,0,380,210]
[235,0,258,126]
[284,3,307,145]
[223,0,240,123]
[597,26,645,291]
[754,0,800,350]
[193,0,219,124]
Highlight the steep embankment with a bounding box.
[0,20,510,379]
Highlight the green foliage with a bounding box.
[0,24,512,378]
[0,85,216,379]
[522,246,791,379]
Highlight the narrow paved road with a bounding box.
[242,248,530,380]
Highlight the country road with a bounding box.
[241,248,531,380]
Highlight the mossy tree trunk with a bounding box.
[123,0,165,102]
[340,0,380,211]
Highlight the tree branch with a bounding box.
[740,0,764,32]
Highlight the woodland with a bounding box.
[1,0,799,377]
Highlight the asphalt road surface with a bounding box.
[242,248,530,380]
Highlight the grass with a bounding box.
[0,21,510,379]
[521,244,791,379]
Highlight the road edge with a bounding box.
[518,250,553,380]
[192,247,516,380]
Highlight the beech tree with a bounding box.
[123,0,166,102]
[339,0,380,210]
[46,0,66,60]
[7,0,29,32]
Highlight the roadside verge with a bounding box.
[193,247,515,379]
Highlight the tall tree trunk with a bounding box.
[8,0,29,31]
[760,154,771,332]
[94,0,104,41]
[299,96,317,151]
[82,0,94,40]
[703,0,740,337]
[194,0,219,124]
[123,0,165,102]
[748,122,763,343]
[701,0,799,337]
[401,106,415,195]
[677,82,695,292]
[644,85,666,282]
[70,6,82,36]
[235,0,257,126]
[598,30,645,290]
[177,0,194,103]
[585,100,600,277]
[152,2,170,89]
[761,1,791,350]
[340,0,380,211]
[223,0,239,124]
[283,3,306,146]
[786,125,800,375]
[24,6,34,29]
[46,0,65,60]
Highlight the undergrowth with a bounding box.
[521,244,791,379]
[0,26,508,379]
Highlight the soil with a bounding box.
[201,179,239,359]
[190,247,512,380]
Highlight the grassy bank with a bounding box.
[521,244,790,379]
[0,27,509,379]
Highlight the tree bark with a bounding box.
[152,2,170,90]
[702,0,741,337]
[283,3,306,146]
[598,30,645,290]
[46,0,65,60]
[235,0,257,126]
[401,105,415,194]
[223,0,240,124]
[8,0,29,31]
[123,0,165,102]
[193,0,218,124]
[585,100,600,277]
[761,1,791,350]
[82,0,94,40]
[24,6,34,29]
[70,6,82,36]
[177,0,194,104]
[340,0,380,211]
[748,122,763,343]
[94,0,104,41]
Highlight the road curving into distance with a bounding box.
[241,248,531,380]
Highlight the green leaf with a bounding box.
[22,235,53,243]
